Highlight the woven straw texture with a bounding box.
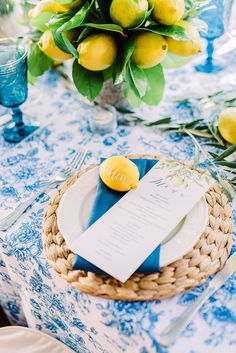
[42,155,233,301]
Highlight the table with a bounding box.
[0,50,235,353]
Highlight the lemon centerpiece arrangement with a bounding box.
[27,0,207,107]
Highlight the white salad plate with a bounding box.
[0,326,74,353]
[58,166,209,268]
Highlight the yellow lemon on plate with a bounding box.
[131,32,168,68]
[77,33,117,71]
[218,107,236,144]
[110,0,148,28]
[100,156,140,192]
[166,20,201,56]
[148,0,185,25]
[39,30,73,62]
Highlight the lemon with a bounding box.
[110,0,148,28]
[77,34,117,71]
[218,108,236,144]
[100,156,140,192]
[28,0,68,19]
[28,0,83,19]
[131,32,168,68]
[39,30,73,62]
[166,20,201,56]
[148,0,185,25]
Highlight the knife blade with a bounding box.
[158,252,236,347]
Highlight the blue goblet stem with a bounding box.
[12,106,24,127]
[206,39,214,66]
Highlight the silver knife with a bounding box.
[158,252,236,347]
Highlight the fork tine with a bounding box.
[71,149,87,170]
[68,147,82,166]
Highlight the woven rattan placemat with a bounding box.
[42,155,233,301]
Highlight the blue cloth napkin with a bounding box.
[72,158,160,274]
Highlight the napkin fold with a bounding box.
[72,158,160,274]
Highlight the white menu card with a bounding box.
[71,160,214,282]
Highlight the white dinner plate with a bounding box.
[57,166,208,268]
[0,326,74,353]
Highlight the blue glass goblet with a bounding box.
[0,38,38,143]
[195,0,224,73]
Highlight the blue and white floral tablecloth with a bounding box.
[0,50,235,353]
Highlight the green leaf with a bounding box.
[82,23,124,35]
[27,70,37,85]
[185,119,206,128]
[162,52,193,69]
[123,67,141,107]
[137,25,189,40]
[129,63,148,98]
[48,11,75,31]
[215,161,236,168]
[208,151,219,159]
[72,60,103,101]
[77,27,95,42]
[203,143,226,150]
[207,121,225,146]
[215,144,236,161]
[187,129,213,138]
[142,64,165,106]
[113,36,135,84]
[56,0,75,4]
[52,31,71,54]
[62,32,79,58]
[28,43,54,77]
[145,117,172,127]
[103,65,114,81]
[30,12,54,31]
[57,1,93,32]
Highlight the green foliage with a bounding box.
[136,25,189,40]
[48,11,75,31]
[30,12,54,31]
[56,0,75,4]
[52,31,79,57]
[82,23,124,35]
[123,63,165,106]
[113,36,135,84]
[28,43,54,77]
[129,63,148,98]
[0,0,13,15]
[162,52,193,69]
[56,1,94,32]
[72,60,103,101]
[142,64,165,106]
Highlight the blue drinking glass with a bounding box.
[195,0,224,73]
[0,38,38,143]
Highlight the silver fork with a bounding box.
[0,147,87,231]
